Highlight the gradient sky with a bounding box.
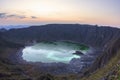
[0,0,120,27]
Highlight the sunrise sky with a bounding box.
[0,0,120,27]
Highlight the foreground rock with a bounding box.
[73,51,84,56]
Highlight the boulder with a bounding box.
[73,51,84,56]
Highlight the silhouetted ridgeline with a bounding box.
[2,24,120,48]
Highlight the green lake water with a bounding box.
[22,41,89,63]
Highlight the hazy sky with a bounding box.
[0,0,120,27]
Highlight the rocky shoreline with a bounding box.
[9,46,102,75]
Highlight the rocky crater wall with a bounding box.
[2,24,120,48]
[1,24,120,74]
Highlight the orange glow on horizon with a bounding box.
[0,0,120,27]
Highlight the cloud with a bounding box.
[31,16,37,19]
[0,12,38,19]
[0,12,26,19]
[0,13,7,18]
[7,14,26,19]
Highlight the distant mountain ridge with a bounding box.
[0,25,30,30]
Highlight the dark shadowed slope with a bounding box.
[3,24,120,48]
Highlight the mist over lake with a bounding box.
[22,41,88,63]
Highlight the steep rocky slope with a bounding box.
[87,36,120,71]
[0,36,32,80]
[81,36,120,80]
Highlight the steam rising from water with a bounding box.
[22,42,88,63]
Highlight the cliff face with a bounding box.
[82,36,120,79]
[3,24,120,47]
